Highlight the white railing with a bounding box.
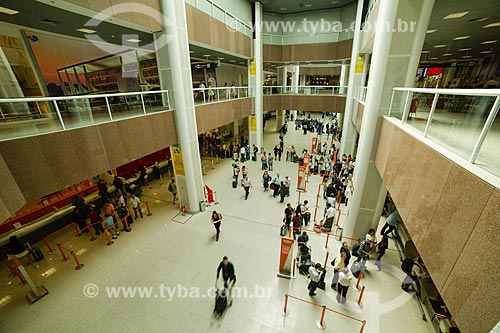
[354,86,367,103]
[187,0,253,37]
[0,90,171,142]
[262,28,354,46]
[193,86,253,104]
[263,85,347,96]
[387,87,500,181]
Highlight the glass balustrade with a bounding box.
[262,85,347,96]
[387,88,500,178]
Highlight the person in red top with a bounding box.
[88,206,104,235]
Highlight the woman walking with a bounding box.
[262,171,271,191]
[375,235,389,271]
[211,211,222,241]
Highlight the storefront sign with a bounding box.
[171,144,184,176]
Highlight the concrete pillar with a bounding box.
[339,0,364,156]
[293,65,300,93]
[254,1,264,152]
[343,0,399,240]
[339,64,348,95]
[277,67,287,86]
[157,0,204,213]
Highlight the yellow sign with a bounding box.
[250,115,257,132]
[171,144,184,176]
[354,54,365,74]
[249,58,256,76]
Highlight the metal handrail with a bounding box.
[263,85,348,96]
[192,0,253,37]
[0,90,169,103]
[263,28,354,45]
[387,87,500,180]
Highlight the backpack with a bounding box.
[401,258,415,274]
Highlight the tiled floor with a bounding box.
[0,116,434,332]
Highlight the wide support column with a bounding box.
[254,1,264,152]
[339,64,348,95]
[340,0,364,156]
[343,0,399,240]
[157,0,204,213]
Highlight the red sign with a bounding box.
[279,237,294,271]
[311,137,317,154]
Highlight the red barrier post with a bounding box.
[360,320,367,333]
[317,183,321,196]
[70,251,84,270]
[43,238,53,253]
[317,305,327,329]
[142,201,152,216]
[324,233,330,250]
[104,230,114,246]
[57,244,67,261]
[323,252,329,269]
[357,286,365,308]
[8,258,26,284]
[72,222,79,234]
[88,224,97,241]
[4,258,17,276]
[122,215,132,232]
[356,271,363,290]
[283,294,289,315]
[313,206,318,222]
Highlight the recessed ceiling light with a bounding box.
[203,54,211,57]
[481,40,497,44]
[126,39,141,43]
[76,28,96,34]
[480,50,493,54]
[434,44,447,48]
[304,4,312,7]
[426,29,437,33]
[217,57,224,60]
[453,35,470,40]
[0,6,19,15]
[443,11,469,20]
[458,48,471,51]
[468,17,489,22]
[430,57,439,60]
[483,22,500,28]
[442,53,453,56]
[462,55,472,58]
[280,7,287,11]
[421,50,430,53]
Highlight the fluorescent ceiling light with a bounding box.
[483,22,500,28]
[203,54,211,57]
[443,11,469,19]
[442,53,453,56]
[217,57,224,60]
[453,35,470,40]
[462,55,472,58]
[480,50,492,54]
[280,7,287,11]
[126,39,141,43]
[305,4,312,7]
[421,50,430,53]
[76,28,96,34]
[430,57,439,60]
[458,48,471,51]
[426,29,437,33]
[481,40,497,44]
[433,44,447,48]
[0,6,19,15]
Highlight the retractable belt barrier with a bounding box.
[282,293,366,331]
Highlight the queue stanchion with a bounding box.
[88,224,97,242]
[356,271,364,290]
[357,286,366,308]
[72,222,79,234]
[4,259,25,283]
[57,244,67,261]
[281,294,290,316]
[11,256,48,304]
[104,230,114,246]
[122,215,132,232]
[316,305,327,330]
[142,201,152,216]
[360,320,367,333]
[324,233,330,251]
[323,252,329,270]
[43,237,53,253]
[70,251,84,270]
[4,258,17,276]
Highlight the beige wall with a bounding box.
[375,118,500,333]
[263,39,353,62]
[264,95,346,113]
[186,4,252,59]
[195,98,253,134]
[0,111,177,211]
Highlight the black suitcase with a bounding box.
[232,180,237,188]
[214,288,228,316]
[30,247,44,261]
[280,224,288,236]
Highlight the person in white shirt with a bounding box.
[130,194,142,219]
[322,203,336,230]
[337,267,352,304]
[241,175,252,200]
[239,146,246,162]
[198,81,206,102]
[307,263,322,296]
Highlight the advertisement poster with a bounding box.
[171,144,185,176]
[249,58,256,76]
[354,54,365,74]
[250,115,257,132]
[297,165,306,191]
[278,237,294,278]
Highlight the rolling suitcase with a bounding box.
[232,180,237,188]
[214,288,228,316]
[280,224,288,236]
[30,247,44,262]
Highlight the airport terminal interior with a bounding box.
[0,0,499,332]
